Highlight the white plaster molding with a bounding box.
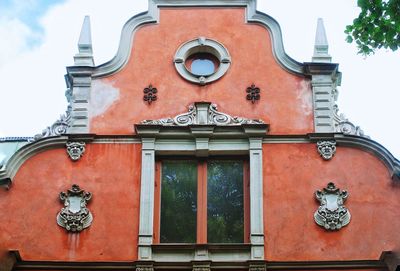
[137,134,266,260]
[249,137,264,260]
[92,0,305,78]
[333,134,400,182]
[138,138,156,260]
[0,136,69,188]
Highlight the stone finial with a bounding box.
[74,16,94,66]
[312,18,332,63]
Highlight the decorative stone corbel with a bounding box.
[314,182,351,231]
[56,184,93,232]
[317,140,336,160]
[66,142,86,161]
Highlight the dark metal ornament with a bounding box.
[246,84,260,103]
[143,84,157,104]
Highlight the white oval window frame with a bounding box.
[174,37,231,85]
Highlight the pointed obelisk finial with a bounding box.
[312,18,332,63]
[74,16,94,66]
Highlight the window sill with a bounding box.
[152,243,251,263]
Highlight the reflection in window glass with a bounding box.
[160,160,197,243]
[207,160,244,243]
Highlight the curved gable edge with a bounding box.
[0,137,69,189]
[333,134,400,182]
[90,0,305,78]
[0,134,399,189]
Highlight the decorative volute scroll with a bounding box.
[57,184,93,232]
[32,108,71,141]
[333,105,368,138]
[66,142,86,161]
[314,182,351,231]
[141,102,264,126]
[317,140,336,160]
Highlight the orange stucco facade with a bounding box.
[0,2,398,271]
[90,8,313,135]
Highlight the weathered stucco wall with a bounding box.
[263,144,400,261]
[0,4,398,269]
[90,8,313,135]
[0,144,141,261]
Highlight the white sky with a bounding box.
[0,0,399,158]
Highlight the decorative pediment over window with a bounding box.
[141,102,264,126]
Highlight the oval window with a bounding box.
[174,37,231,85]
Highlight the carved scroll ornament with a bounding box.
[141,102,264,126]
[314,182,351,231]
[333,105,368,138]
[32,107,71,141]
[57,184,93,232]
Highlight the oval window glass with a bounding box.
[191,58,215,76]
[186,53,219,77]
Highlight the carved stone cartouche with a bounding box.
[317,140,336,160]
[314,182,351,231]
[56,184,93,232]
[66,142,86,161]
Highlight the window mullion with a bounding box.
[197,161,208,244]
[153,161,161,244]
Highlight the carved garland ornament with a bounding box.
[317,140,336,160]
[141,103,264,126]
[66,142,85,161]
[314,182,351,231]
[57,184,93,232]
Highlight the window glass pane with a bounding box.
[207,160,244,243]
[191,58,215,76]
[160,160,197,243]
